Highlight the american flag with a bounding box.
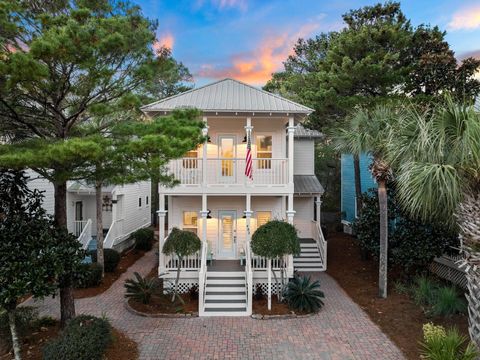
[245,130,253,180]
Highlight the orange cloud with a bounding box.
[197,24,318,85]
[153,33,174,52]
[448,5,480,30]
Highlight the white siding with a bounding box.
[113,181,151,236]
[294,139,314,175]
[293,197,314,238]
[25,170,55,215]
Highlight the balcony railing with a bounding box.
[167,158,288,186]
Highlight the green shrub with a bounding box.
[412,276,437,306]
[284,275,325,313]
[430,286,467,317]
[420,323,478,360]
[124,272,160,304]
[43,315,112,360]
[90,249,121,272]
[74,263,103,288]
[354,189,458,275]
[133,228,155,251]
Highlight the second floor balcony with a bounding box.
[167,157,289,188]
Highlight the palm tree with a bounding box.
[387,98,480,346]
[333,106,399,298]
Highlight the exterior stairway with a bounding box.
[203,260,248,316]
[293,238,325,272]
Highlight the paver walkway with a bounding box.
[25,249,405,360]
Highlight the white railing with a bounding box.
[103,218,124,249]
[244,241,253,315]
[73,220,88,237]
[165,251,201,271]
[198,241,208,315]
[251,255,290,270]
[312,220,327,270]
[167,158,288,186]
[77,219,92,250]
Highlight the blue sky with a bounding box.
[136,0,480,86]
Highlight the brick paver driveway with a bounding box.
[25,249,405,360]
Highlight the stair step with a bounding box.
[204,302,246,308]
[206,283,244,288]
[207,279,245,285]
[204,307,247,312]
[293,257,322,262]
[205,299,247,304]
[204,293,246,300]
[206,271,245,277]
[300,243,318,248]
[205,287,245,293]
[295,267,325,272]
[299,238,316,244]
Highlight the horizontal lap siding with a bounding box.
[115,181,151,236]
[293,140,314,175]
[293,197,314,238]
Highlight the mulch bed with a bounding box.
[326,231,469,360]
[1,322,138,360]
[74,247,148,299]
[252,296,292,315]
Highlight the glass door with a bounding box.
[218,210,236,258]
[218,135,235,183]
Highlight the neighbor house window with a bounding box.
[138,197,142,208]
[145,196,149,206]
[183,150,198,169]
[256,211,271,227]
[256,135,272,169]
[183,211,198,234]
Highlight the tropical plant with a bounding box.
[333,105,400,298]
[412,276,438,307]
[124,272,160,305]
[251,220,300,309]
[420,323,478,360]
[284,275,325,314]
[387,98,480,346]
[162,228,202,303]
[431,286,467,317]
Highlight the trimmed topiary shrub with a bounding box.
[284,275,325,313]
[43,315,112,360]
[133,228,155,251]
[74,263,103,288]
[354,189,459,275]
[90,249,121,272]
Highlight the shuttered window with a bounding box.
[256,211,271,227]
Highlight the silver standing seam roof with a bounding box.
[294,175,324,195]
[294,124,324,139]
[141,78,313,115]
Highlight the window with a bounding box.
[256,211,271,227]
[138,197,142,208]
[183,211,198,234]
[183,150,198,169]
[256,135,272,169]
[145,196,149,206]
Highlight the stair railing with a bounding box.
[312,220,327,270]
[245,241,253,315]
[198,240,208,316]
[77,219,92,250]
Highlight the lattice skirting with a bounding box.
[253,280,284,295]
[430,255,467,289]
[163,279,198,294]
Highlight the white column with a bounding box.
[202,117,208,189]
[315,196,322,225]
[200,194,208,245]
[287,194,295,224]
[244,193,253,245]
[158,194,167,275]
[287,117,295,187]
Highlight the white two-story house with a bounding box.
[142,78,326,316]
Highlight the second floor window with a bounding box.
[256,135,272,169]
[256,211,272,228]
[183,211,198,234]
[183,150,198,169]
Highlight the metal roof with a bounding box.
[294,175,324,195]
[294,124,324,139]
[141,78,314,115]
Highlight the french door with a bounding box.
[218,135,236,183]
[218,210,236,258]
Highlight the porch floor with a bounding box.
[208,260,244,272]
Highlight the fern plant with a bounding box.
[124,272,159,304]
[284,275,325,313]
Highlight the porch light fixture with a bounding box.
[207,209,212,219]
[242,135,247,143]
[207,135,212,143]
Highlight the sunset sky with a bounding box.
[136,0,480,87]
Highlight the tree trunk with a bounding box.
[151,177,159,227]
[172,257,184,305]
[272,265,280,302]
[8,310,21,360]
[54,181,76,327]
[95,180,104,277]
[378,179,388,298]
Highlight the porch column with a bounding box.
[202,117,208,188]
[244,117,253,185]
[315,196,322,225]
[287,117,295,187]
[244,194,253,245]
[286,194,295,224]
[200,194,208,245]
[158,194,167,275]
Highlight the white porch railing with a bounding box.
[73,220,88,237]
[77,219,92,250]
[244,241,253,315]
[167,158,288,186]
[312,220,327,270]
[198,241,208,315]
[165,250,201,271]
[251,255,290,270]
[103,219,124,249]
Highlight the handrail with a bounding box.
[77,219,92,250]
[245,240,253,315]
[312,220,327,270]
[103,218,124,249]
[198,241,208,315]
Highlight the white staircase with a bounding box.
[203,271,248,316]
[293,238,326,272]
